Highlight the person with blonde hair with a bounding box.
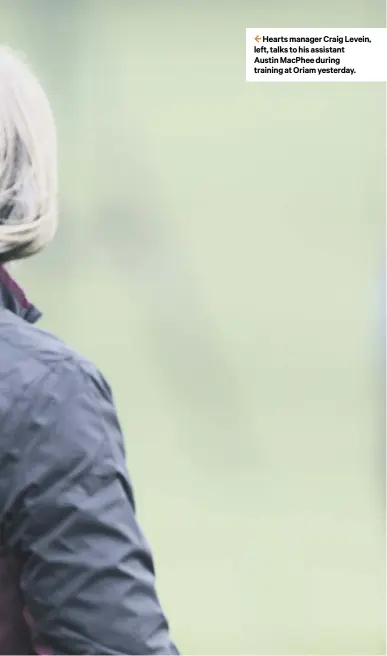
[0,46,57,262]
[0,47,178,655]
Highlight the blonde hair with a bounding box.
[0,46,57,261]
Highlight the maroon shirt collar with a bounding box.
[0,264,42,324]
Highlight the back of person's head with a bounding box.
[0,46,57,263]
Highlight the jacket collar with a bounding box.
[0,265,42,324]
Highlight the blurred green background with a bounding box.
[1,1,385,654]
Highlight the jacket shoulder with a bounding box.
[0,309,96,373]
[0,310,111,480]
[0,310,104,411]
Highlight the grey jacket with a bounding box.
[0,266,179,655]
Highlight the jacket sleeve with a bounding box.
[3,360,179,655]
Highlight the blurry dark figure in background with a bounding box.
[0,46,178,655]
[95,195,260,472]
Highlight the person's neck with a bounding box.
[0,265,41,323]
